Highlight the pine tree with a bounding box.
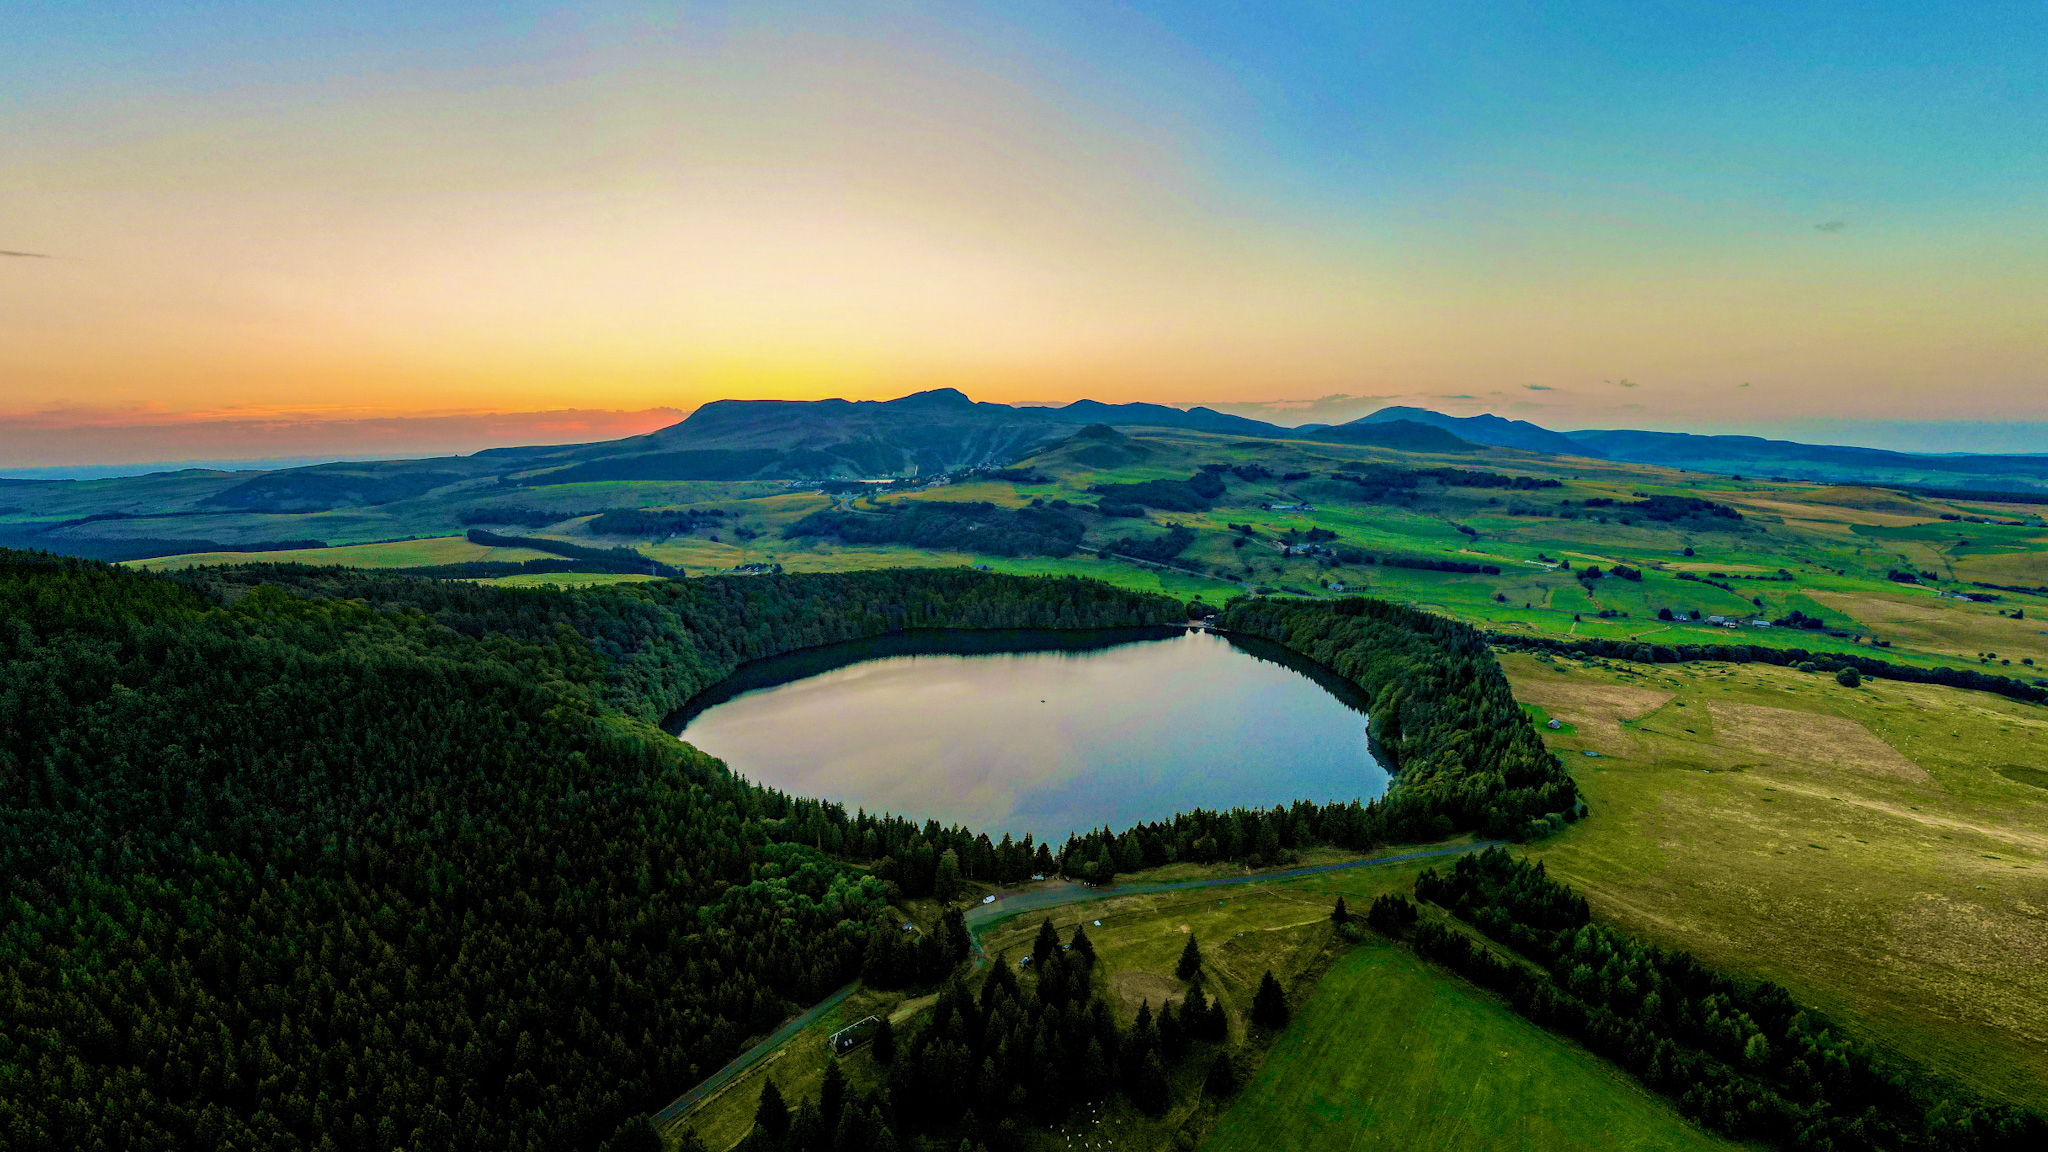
[1204,1053,1240,1097]
[1175,934,1202,982]
[1157,1000,1186,1064]
[1068,924,1096,968]
[1032,917,1061,972]
[863,924,900,989]
[1331,895,1349,926]
[821,1058,847,1132]
[1251,970,1289,1030]
[935,849,964,903]
[873,1015,896,1064]
[754,1077,790,1142]
[607,1116,663,1152]
[1132,1049,1172,1115]
[942,907,971,965]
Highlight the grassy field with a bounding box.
[1204,942,1740,1152]
[1501,651,2048,1108]
[131,534,555,569]
[679,984,911,1152]
[106,425,2048,682]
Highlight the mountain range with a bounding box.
[3,389,2046,561]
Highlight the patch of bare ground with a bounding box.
[1705,701,1932,783]
[1109,970,1184,1017]
[1508,676,1675,753]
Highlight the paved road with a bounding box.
[964,841,1498,933]
[652,982,858,1125]
[655,840,1496,1127]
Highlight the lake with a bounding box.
[673,628,1388,839]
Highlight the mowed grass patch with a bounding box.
[1501,652,2048,1108]
[1205,942,1737,1152]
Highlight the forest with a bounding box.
[0,552,1179,1152]
[1397,849,2042,1152]
[0,551,1589,1152]
[783,502,1087,558]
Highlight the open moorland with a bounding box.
[1504,651,2048,1107]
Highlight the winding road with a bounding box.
[653,840,1496,1128]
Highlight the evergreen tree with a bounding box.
[873,1015,897,1065]
[821,1059,848,1132]
[1331,895,1349,925]
[863,924,902,988]
[1158,1000,1187,1064]
[942,907,971,965]
[607,1116,663,1152]
[1069,924,1096,968]
[755,1078,790,1143]
[1032,917,1061,971]
[1204,1054,1240,1098]
[935,849,964,903]
[1131,1051,1171,1116]
[1251,970,1289,1029]
[1176,934,1203,981]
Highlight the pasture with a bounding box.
[1503,651,2048,1108]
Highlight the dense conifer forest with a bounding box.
[0,553,1177,1152]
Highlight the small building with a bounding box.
[1327,582,1347,593]
[831,1017,881,1054]
[1547,718,1562,730]
[900,921,917,935]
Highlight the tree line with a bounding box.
[747,918,1246,1152]
[783,501,1088,558]
[1484,631,2048,705]
[1393,849,2042,1152]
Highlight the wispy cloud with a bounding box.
[1815,220,1847,233]
[1605,378,1640,388]
[1524,384,1554,391]
[2,249,52,259]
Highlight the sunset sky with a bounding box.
[5,1,2044,465]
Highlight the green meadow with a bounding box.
[1205,943,1739,1152]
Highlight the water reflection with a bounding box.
[673,629,1387,839]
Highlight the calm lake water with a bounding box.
[673,628,1387,839]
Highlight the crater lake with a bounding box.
[672,627,1388,838]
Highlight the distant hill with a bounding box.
[1562,428,2048,489]
[1333,406,2048,493]
[1288,418,1476,453]
[1346,407,1595,456]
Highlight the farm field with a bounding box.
[87,424,2048,686]
[1501,651,2048,1108]
[131,534,556,569]
[1204,943,1739,1152]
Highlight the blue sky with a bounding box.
[3,1,2043,461]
